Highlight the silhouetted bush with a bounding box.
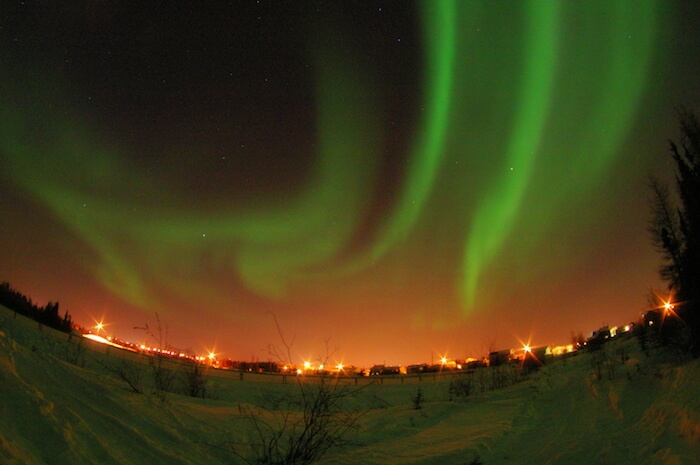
[181,360,208,398]
[413,387,424,410]
[102,359,146,394]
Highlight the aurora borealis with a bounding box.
[2,1,700,365]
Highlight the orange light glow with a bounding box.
[514,330,536,359]
[653,291,679,318]
[664,301,674,313]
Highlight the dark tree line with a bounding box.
[649,108,700,353]
[0,281,73,334]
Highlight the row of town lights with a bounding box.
[89,317,509,370]
[92,318,539,368]
[89,294,680,367]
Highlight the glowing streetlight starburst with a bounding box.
[652,291,681,324]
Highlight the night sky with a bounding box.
[2,1,700,366]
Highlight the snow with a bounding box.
[1,305,699,464]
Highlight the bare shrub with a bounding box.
[591,347,605,380]
[590,345,618,381]
[151,356,177,401]
[616,345,629,364]
[490,363,521,390]
[413,387,424,410]
[135,313,177,402]
[181,360,208,398]
[449,374,473,400]
[246,376,364,465]
[102,359,146,394]
[235,314,367,465]
[64,336,87,367]
[450,363,527,401]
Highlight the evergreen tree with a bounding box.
[0,281,74,334]
[649,109,700,350]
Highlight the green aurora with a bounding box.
[1,0,686,362]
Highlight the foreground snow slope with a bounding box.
[1,305,699,464]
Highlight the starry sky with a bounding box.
[2,1,700,366]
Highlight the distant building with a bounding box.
[587,326,611,349]
[464,358,488,369]
[406,364,428,374]
[369,365,405,375]
[489,349,512,367]
[522,345,551,369]
[550,344,575,356]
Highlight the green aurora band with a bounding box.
[1,1,659,319]
[458,1,657,311]
[462,2,560,308]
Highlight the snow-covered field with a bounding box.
[1,305,699,465]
